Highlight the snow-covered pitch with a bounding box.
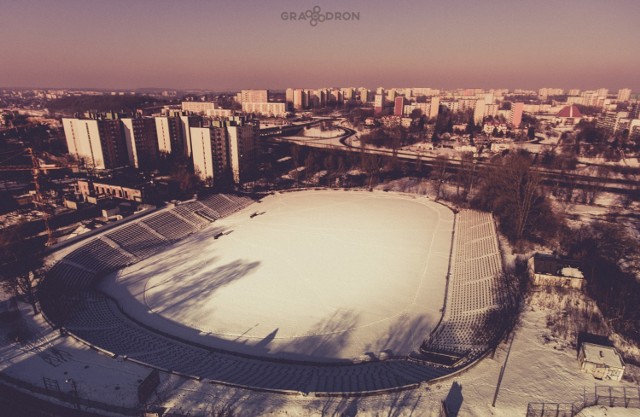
[102,190,454,361]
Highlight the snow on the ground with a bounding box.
[577,156,640,167]
[0,303,148,409]
[149,287,640,417]
[444,289,639,417]
[3,287,639,417]
[5,190,640,415]
[549,191,639,231]
[577,406,640,417]
[153,375,445,417]
[102,190,454,361]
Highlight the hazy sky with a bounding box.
[1,0,638,91]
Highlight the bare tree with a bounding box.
[473,153,552,242]
[290,143,304,167]
[432,155,449,201]
[0,222,45,314]
[362,154,382,189]
[502,155,542,241]
[2,269,43,314]
[304,150,317,175]
[415,151,423,175]
[457,151,476,200]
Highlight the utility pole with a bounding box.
[492,332,515,407]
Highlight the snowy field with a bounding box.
[102,190,454,361]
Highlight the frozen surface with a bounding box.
[102,190,454,360]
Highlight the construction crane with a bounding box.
[0,148,73,246]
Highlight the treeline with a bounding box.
[47,95,167,114]
[360,127,413,149]
[280,143,428,188]
[572,120,639,157]
[561,221,640,343]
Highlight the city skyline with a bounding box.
[1,0,639,91]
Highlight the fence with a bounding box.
[526,385,640,417]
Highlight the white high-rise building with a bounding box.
[206,109,234,118]
[62,117,130,170]
[285,88,294,108]
[374,94,385,114]
[293,89,305,110]
[358,88,369,103]
[239,89,269,104]
[156,117,172,154]
[181,101,216,114]
[538,88,564,100]
[241,102,287,117]
[429,96,440,119]
[473,99,486,124]
[62,118,105,169]
[190,127,228,185]
[180,115,201,157]
[190,118,258,185]
[155,116,183,155]
[617,88,632,102]
[341,88,354,101]
[121,118,142,169]
[386,89,396,101]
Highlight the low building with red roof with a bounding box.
[555,105,583,125]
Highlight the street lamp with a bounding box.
[65,378,80,410]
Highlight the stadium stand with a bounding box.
[40,195,506,395]
[418,210,507,366]
[106,223,168,259]
[46,262,97,291]
[63,238,133,273]
[172,201,219,226]
[142,211,197,241]
[199,193,254,217]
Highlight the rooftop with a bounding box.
[532,253,584,279]
[557,105,583,118]
[581,343,625,368]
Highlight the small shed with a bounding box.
[528,253,585,290]
[578,342,625,381]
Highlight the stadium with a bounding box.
[39,189,511,396]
